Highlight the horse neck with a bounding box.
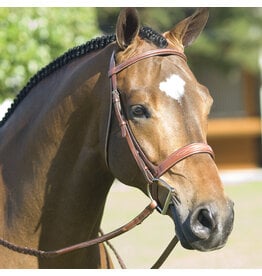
[0,44,115,266]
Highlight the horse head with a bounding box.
[108,8,234,252]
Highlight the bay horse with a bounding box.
[0,8,234,268]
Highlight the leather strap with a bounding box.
[155,143,214,177]
[0,201,157,259]
[151,236,179,269]
[108,49,187,77]
[112,89,155,183]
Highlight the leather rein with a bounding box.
[0,48,214,269]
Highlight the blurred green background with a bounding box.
[0,7,261,101]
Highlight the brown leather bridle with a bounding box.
[0,48,215,268]
[108,48,215,214]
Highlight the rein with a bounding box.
[0,47,214,269]
[0,202,158,267]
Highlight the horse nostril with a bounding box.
[190,207,216,240]
[198,209,215,230]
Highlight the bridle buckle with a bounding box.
[148,178,175,215]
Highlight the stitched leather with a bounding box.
[108,49,187,77]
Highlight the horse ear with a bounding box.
[116,8,140,49]
[166,8,209,48]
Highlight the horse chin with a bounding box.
[169,204,194,250]
[169,205,229,252]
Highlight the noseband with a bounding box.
[108,48,214,214]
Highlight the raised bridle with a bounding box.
[0,47,214,268]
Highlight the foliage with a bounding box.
[0,8,99,101]
[187,8,262,73]
[1,7,261,101]
[97,7,262,73]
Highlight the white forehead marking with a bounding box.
[159,74,185,104]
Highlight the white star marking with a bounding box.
[159,74,185,104]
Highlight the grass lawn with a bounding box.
[101,178,262,268]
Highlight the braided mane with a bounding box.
[0,27,167,127]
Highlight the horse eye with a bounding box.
[130,105,150,119]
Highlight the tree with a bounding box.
[0,8,99,101]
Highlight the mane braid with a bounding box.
[0,27,167,127]
[0,34,116,127]
[139,26,168,48]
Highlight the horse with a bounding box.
[0,8,234,268]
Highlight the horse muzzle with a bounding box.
[170,198,234,251]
